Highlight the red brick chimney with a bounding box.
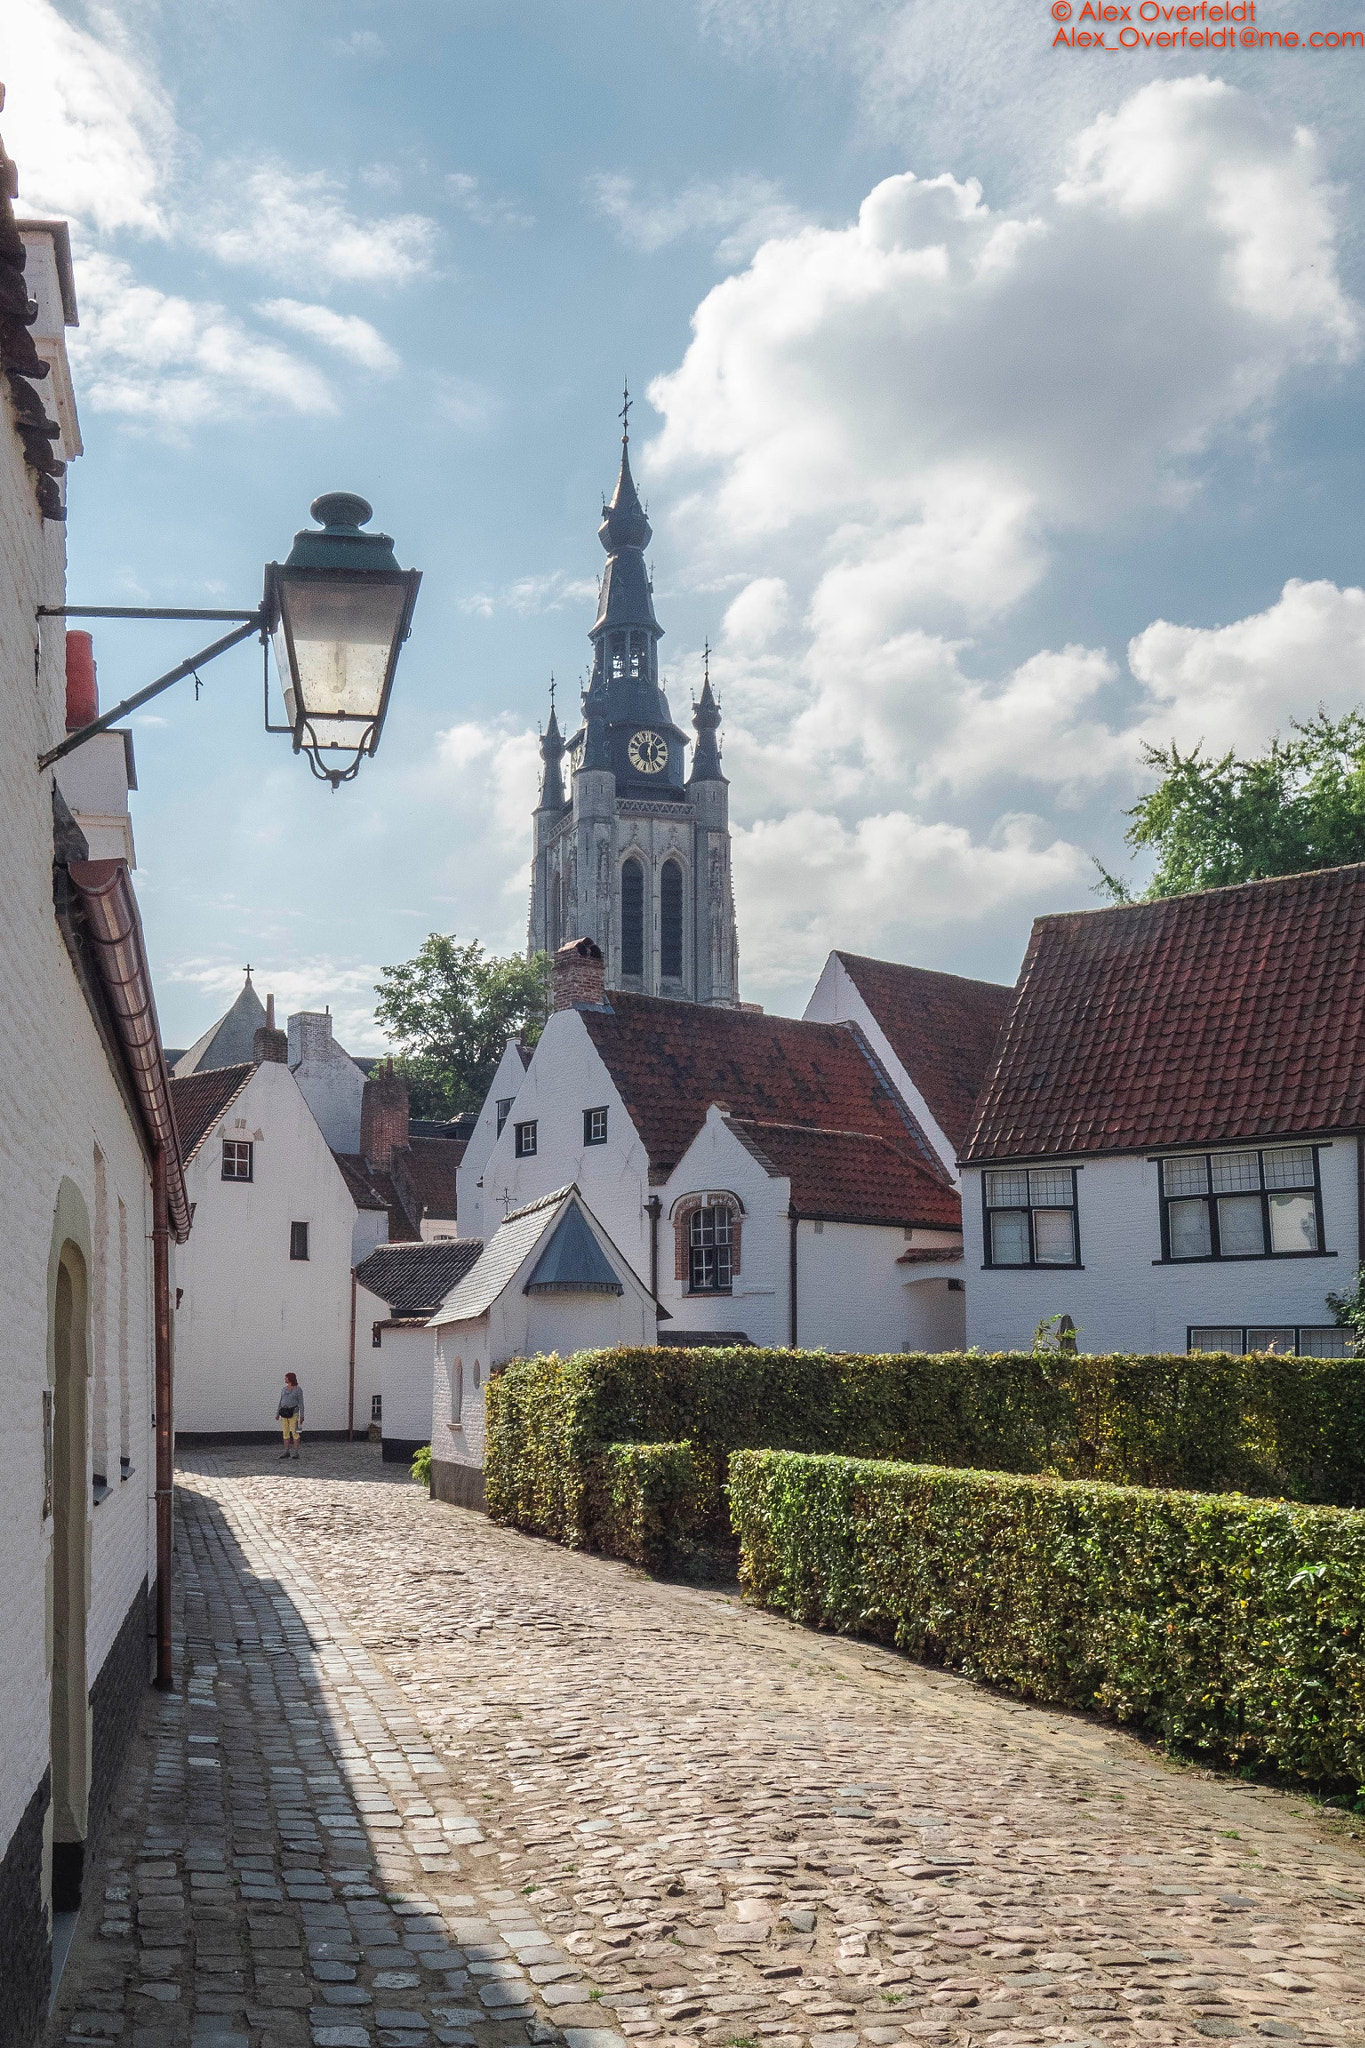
[361,1060,410,1169]
[66,631,98,731]
[553,936,606,1012]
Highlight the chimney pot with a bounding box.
[65,631,98,732]
[553,935,605,1012]
[361,1060,410,1169]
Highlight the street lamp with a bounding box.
[38,492,422,790]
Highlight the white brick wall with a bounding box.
[0,389,158,1858]
[963,1141,1359,1354]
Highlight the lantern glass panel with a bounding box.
[274,574,408,746]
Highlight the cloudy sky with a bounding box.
[4,0,1365,1050]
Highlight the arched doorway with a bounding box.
[50,1241,91,1914]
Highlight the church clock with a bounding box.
[627,729,668,775]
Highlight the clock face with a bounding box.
[628,729,669,775]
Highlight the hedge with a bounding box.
[484,1344,1365,1558]
[729,1449,1365,1787]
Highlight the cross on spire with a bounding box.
[243,963,253,978]
[619,379,632,442]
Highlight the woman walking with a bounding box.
[276,1372,304,1459]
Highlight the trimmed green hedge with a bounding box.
[730,1449,1365,1786]
[594,1442,700,1571]
[484,1344,1365,1558]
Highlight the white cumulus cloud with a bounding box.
[256,298,399,373]
[205,164,440,289]
[588,171,805,263]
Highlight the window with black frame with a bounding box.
[1159,1145,1322,1261]
[688,1202,734,1292]
[983,1166,1079,1266]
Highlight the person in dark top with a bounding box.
[276,1373,304,1459]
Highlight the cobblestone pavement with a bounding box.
[49,1445,1365,2048]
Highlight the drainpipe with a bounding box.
[788,1207,799,1348]
[347,1269,358,1441]
[645,1196,662,1303]
[152,1149,173,1690]
[1357,1133,1365,1269]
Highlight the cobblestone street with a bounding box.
[49,1444,1365,2048]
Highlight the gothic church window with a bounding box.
[621,858,645,977]
[661,860,684,980]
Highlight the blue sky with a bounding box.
[5,0,1365,1050]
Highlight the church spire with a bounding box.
[688,641,725,784]
[537,676,566,810]
[598,384,653,556]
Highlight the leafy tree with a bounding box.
[1096,710,1365,902]
[374,935,551,1119]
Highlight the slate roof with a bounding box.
[578,994,944,1181]
[962,863,1365,1165]
[525,1203,625,1293]
[172,975,266,1077]
[169,1064,254,1163]
[354,1240,484,1316]
[404,1135,463,1221]
[727,1117,961,1229]
[834,953,1015,1152]
[429,1185,641,1326]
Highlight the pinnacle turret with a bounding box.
[688,643,725,784]
[537,681,566,810]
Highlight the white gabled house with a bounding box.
[353,1239,484,1462]
[960,866,1365,1358]
[428,1185,656,1507]
[458,939,968,1356]
[170,1052,362,1437]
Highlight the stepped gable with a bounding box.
[354,1239,484,1318]
[169,1064,253,1162]
[727,1118,961,1230]
[963,862,1365,1165]
[579,993,949,1182]
[835,952,1015,1152]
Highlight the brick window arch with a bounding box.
[671,1192,744,1292]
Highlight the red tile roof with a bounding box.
[403,1135,464,1222]
[579,993,947,1181]
[169,1064,254,1163]
[835,953,1015,1151]
[331,1153,421,1240]
[962,863,1365,1164]
[729,1118,961,1229]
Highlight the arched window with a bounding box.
[621,858,645,978]
[660,859,684,980]
[672,1193,744,1292]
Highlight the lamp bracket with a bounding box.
[36,608,265,771]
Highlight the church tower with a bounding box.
[529,402,739,1005]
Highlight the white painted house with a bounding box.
[960,868,1365,1357]
[170,1054,363,1437]
[2,167,192,2032]
[429,1185,656,1507]
[353,1239,484,1461]
[459,940,964,1354]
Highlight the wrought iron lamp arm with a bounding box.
[35,605,265,771]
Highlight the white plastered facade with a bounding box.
[173,1062,362,1434]
[962,1139,1360,1355]
[1,262,160,1914]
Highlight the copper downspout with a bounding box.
[347,1269,358,1441]
[152,1149,174,1688]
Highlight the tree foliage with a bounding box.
[1097,710,1365,902]
[374,934,550,1118]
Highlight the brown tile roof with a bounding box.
[962,863,1365,1164]
[403,1135,464,1222]
[729,1118,961,1229]
[835,953,1015,1151]
[331,1153,421,1240]
[898,1244,965,1266]
[354,1239,484,1316]
[169,1064,254,1163]
[579,993,947,1181]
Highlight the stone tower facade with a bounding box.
[528,422,739,1006]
